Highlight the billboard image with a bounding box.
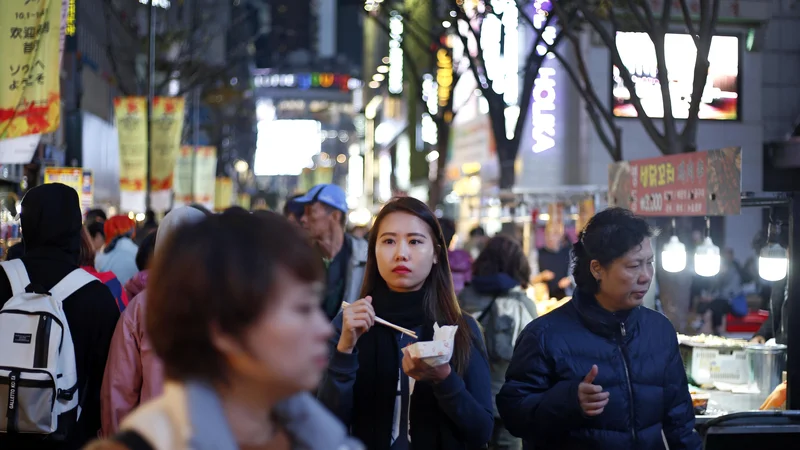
[612,32,739,121]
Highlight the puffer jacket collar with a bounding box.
[571,289,641,343]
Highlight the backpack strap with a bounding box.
[476,294,500,323]
[0,259,31,297]
[49,269,97,303]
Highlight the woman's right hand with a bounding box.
[336,296,375,354]
[578,365,610,417]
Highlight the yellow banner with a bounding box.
[114,97,148,192]
[0,0,63,139]
[149,96,185,191]
[173,145,194,205]
[44,167,82,204]
[193,146,217,209]
[214,177,233,211]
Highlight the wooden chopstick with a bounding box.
[341,301,418,339]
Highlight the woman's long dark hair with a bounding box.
[359,197,472,374]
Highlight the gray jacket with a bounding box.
[120,382,363,450]
[342,236,369,305]
[458,285,537,417]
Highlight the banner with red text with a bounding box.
[608,147,741,216]
[114,97,148,212]
[192,146,217,210]
[0,0,64,139]
[149,96,185,212]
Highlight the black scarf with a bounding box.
[351,281,433,450]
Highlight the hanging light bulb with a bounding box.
[759,216,787,281]
[662,236,687,273]
[695,236,720,277]
[661,219,686,273]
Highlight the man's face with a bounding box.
[301,202,338,241]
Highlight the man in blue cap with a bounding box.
[295,184,368,320]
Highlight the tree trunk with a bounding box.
[497,140,517,191]
[428,118,451,209]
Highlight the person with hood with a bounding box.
[0,183,120,449]
[101,207,206,436]
[96,216,139,285]
[458,235,537,450]
[90,211,361,450]
[124,230,156,300]
[439,218,472,295]
[497,208,700,449]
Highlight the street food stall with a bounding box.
[608,147,800,442]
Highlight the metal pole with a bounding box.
[786,194,800,409]
[146,0,156,211]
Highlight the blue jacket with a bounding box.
[318,312,495,449]
[496,290,701,450]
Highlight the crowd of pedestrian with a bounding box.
[0,182,701,450]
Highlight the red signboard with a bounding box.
[608,147,741,216]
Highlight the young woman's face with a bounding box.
[375,212,438,292]
[593,238,655,311]
[229,269,332,395]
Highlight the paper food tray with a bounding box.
[406,322,458,367]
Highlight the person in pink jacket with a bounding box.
[100,206,207,436]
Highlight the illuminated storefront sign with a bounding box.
[436,49,452,108]
[530,0,557,153]
[253,73,363,92]
[480,0,518,105]
[388,15,404,95]
[531,67,556,153]
[67,0,76,36]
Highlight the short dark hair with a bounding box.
[439,217,457,247]
[469,226,486,238]
[86,221,105,239]
[472,235,531,289]
[222,206,249,216]
[136,230,157,271]
[85,208,107,224]
[146,212,324,384]
[572,207,657,294]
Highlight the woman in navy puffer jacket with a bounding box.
[497,208,701,450]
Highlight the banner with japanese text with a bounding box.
[44,167,82,205]
[173,145,194,206]
[0,0,63,139]
[114,97,148,212]
[192,146,217,211]
[149,96,185,212]
[608,147,742,216]
[214,177,233,211]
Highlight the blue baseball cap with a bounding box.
[293,184,348,214]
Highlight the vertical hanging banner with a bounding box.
[81,169,94,213]
[114,97,148,213]
[0,0,63,139]
[173,145,194,206]
[214,177,233,211]
[192,146,217,211]
[149,96,185,212]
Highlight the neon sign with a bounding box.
[531,0,557,153]
[253,73,362,92]
[531,67,556,153]
[388,15,404,95]
[436,49,452,108]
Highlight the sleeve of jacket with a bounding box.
[100,302,143,437]
[496,323,586,443]
[317,312,359,426]
[431,317,494,446]
[86,282,122,441]
[662,331,702,450]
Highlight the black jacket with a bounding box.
[0,184,120,450]
[756,279,788,344]
[497,290,701,450]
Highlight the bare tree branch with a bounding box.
[579,3,667,152]
[678,0,701,43]
[624,0,652,31]
[681,0,720,149]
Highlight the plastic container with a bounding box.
[746,344,787,396]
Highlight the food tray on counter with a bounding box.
[678,334,749,385]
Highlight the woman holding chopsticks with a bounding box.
[318,196,494,450]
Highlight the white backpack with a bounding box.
[0,259,96,437]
